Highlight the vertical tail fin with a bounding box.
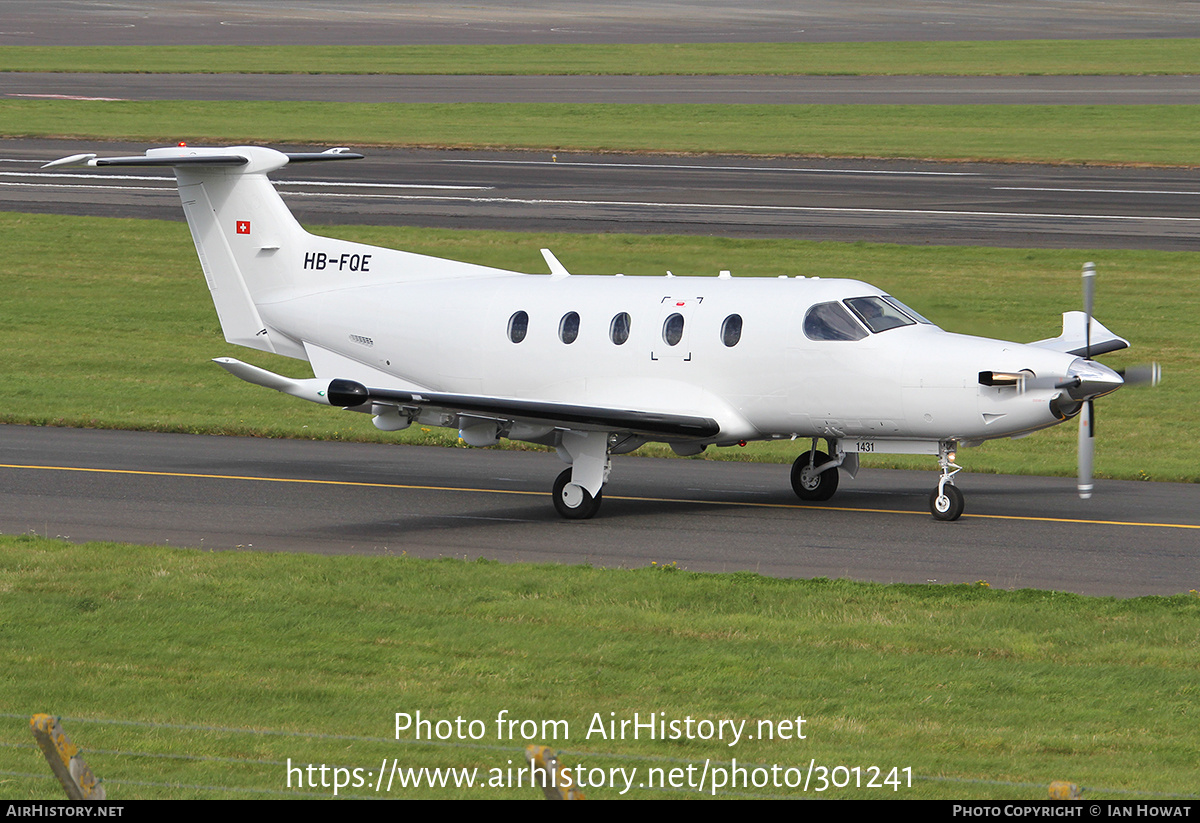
[44,145,362,358]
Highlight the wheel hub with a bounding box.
[561,482,584,508]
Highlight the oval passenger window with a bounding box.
[610,312,631,345]
[508,310,528,343]
[559,311,580,344]
[662,313,684,346]
[721,314,742,347]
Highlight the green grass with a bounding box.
[4,100,1199,165]
[0,212,1194,482]
[1,40,1198,75]
[1,536,1197,799]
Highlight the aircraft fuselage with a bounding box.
[258,272,1079,449]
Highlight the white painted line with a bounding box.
[446,158,979,177]
[0,172,175,182]
[6,93,126,101]
[278,189,1200,223]
[9,178,1194,223]
[278,180,493,192]
[996,186,1200,196]
[0,181,175,192]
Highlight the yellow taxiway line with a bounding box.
[2,462,1197,530]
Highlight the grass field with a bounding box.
[1,40,1198,75]
[1,536,1197,800]
[0,212,1194,482]
[4,100,1200,165]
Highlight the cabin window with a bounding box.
[721,314,743,347]
[844,296,916,334]
[662,313,685,346]
[559,311,580,344]
[803,302,867,342]
[610,312,631,345]
[508,310,528,344]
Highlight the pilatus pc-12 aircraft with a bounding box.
[45,145,1159,521]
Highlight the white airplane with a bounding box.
[44,145,1160,521]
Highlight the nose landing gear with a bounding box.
[930,443,964,521]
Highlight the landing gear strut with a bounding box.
[929,443,964,521]
[552,430,610,520]
[791,439,841,502]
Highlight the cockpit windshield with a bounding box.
[881,295,935,326]
[845,296,921,333]
[803,295,938,341]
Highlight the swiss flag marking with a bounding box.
[236,220,251,235]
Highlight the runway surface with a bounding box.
[3,1,1198,45]
[10,73,1200,106]
[4,138,1198,250]
[2,425,1197,598]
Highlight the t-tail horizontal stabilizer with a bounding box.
[42,147,362,169]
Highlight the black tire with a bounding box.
[552,468,603,520]
[790,450,839,502]
[929,484,965,521]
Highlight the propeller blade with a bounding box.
[1082,262,1095,360]
[1078,399,1095,499]
[1119,363,1162,387]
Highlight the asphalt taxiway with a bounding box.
[4,1,1199,45]
[9,72,1200,106]
[2,425,1196,598]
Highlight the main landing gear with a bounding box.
[552,430,610,520]
[790,443,840,502]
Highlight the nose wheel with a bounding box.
[929,444,964,521]
[929,484,964,521]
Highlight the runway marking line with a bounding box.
[10,176,1198,225]
[4,462,1198,531]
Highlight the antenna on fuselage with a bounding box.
[541,249,571,277]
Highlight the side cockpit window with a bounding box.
[803,301,868,341]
